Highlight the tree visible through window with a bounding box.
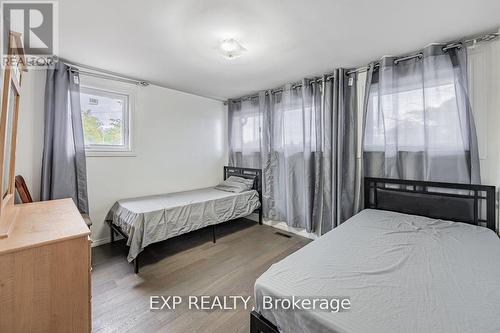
[80,87,130,151]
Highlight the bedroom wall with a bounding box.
[16,70,227,245]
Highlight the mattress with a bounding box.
[106,188,260,261]
[255,209,500,333]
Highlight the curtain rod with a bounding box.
[226,74,334,104]
[345,31,499,76]
[61,59,149,86]
[226,31,499,105]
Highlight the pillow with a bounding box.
[214,176,255,193]
[227,176,254,188]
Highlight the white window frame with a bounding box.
[79,78,136,157]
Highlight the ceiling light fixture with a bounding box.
[218,39,246,59]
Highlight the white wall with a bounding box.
[17,71,227,245]
[468,34,500,232]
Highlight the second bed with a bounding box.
[251,177,500,333]
[106,166,262,273]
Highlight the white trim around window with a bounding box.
[79,76,137,157]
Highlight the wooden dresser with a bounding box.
[0,199,91,332]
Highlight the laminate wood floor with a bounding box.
[92,219,311,333]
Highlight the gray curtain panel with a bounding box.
[264,80,334,233]
[228,72,370,233]
[363,45,480,184]
[336,69,358,225]
[332,68,373,228]
[41,62,89,213]
[357,64,374,210]
[228,77,334,233]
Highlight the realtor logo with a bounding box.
[1,1,58,66]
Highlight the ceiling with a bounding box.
[59,0,500,100]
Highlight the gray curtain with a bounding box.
[263,80,334,233]
[336,69,358,224]
[228,77,334,233]
[41,62,89,213]
[363,45,480,184]
[333,68,373,227]
[228,72,374,234]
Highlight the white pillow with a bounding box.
[214,176,255,193]
[227,176,254,188]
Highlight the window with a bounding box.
[364,81,467,154]
[230,100,262,153]
[80,87,130,153]
[240,114,261,150]
[273,95,318,153]
[281,107,316,151]
[229,96,321,155]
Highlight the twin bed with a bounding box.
[106,166,262,273]
[251,178,500,333]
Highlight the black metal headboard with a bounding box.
[364,177,496,231]
[224,166,263,224]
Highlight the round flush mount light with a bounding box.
[218,39,246,59]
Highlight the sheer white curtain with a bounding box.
[262,82,330,230]
[364,45,480,184]
[229,79,333,233]
[228,98,262,169]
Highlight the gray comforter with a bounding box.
[255,209,500,333]
[106,188,260,261]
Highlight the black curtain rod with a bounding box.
[227,74,334,104]
[345,31,499,76]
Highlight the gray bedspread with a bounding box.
[106,188,260,261]
[255,209,500,333]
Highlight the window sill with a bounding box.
[85,151,136,157]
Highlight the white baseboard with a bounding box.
[263,219,318,240]
[241,212,316,239]
[91,234,124,247]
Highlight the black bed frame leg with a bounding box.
[110,223,115,243]
[134,256,139,274]
[250,310,279,333]
[250,311,259,333]
[259,208,263,225]
[212,225,216,243]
